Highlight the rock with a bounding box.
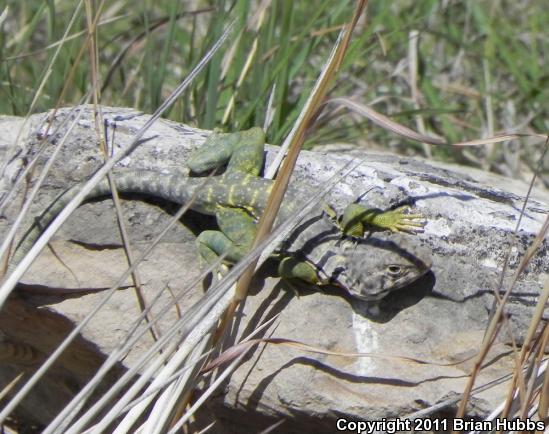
[0,106,547,432]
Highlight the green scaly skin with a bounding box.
[11,127,431,302]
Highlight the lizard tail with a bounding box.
[9,169,192,272]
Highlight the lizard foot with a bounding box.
[375,205,426,234]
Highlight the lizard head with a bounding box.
[332,235,432,301]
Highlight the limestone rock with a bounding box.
[0,106,547,432]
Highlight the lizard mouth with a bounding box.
[332,259,431,302]
[349,290,390,302]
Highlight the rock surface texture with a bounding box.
[0,106,547,432]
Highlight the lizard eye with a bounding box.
[387,265,402,276]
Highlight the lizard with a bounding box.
[9,127,432,302]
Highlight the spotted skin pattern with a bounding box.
[12,127,431,301]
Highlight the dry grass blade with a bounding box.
[408,372,514,421]
[0,373,23,402]
[195,421,217,434]
[73,150,357,433]
[221,0,271,124]
[201,340,257,373]
[539,340,549,420]
[328,97,447,145]
[57,289,230,434]
[407,29,431,157]
[0,423,17,434]
[114,274,265,432]
[143,316,280,434]
[0,102,89,275]
[2,14,128,62]
[54,255,225,430]
[264,3,366,179]
[482,60,495,168]
[487,136,549,314]
[222,1,369,344]
[133,337,211,433]
[99,315,278,433]
[515,216,549,278]
[0,6,8,27]
[99,158,362,433]
[0,1,85,215]
[0,15,234,309]
[453,133,547,147]
[117,349,213,415]
[453,246,536,425]
[101,8,213,92]
[257,419,286,434]
[202,337,478,374]
[83,1,159,342]
[38,176,224,433]
[55,159,344,431]
[499,277,549,420]
[453,139,549,428]
[163,316,281,434]
[477,360,549,431]
[165,347,251,434]
[104,161,160,342]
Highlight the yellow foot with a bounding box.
[378,205,425,234]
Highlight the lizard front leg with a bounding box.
[340,203,425,237]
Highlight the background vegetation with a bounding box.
[1,1,548,432]
[1,0,547,177]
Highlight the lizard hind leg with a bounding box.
[187,127,265,176]
[196,230,246,263]
[196,230,245,283]
[225,127,265,176]
[196,206,257,284]
[214,206,257,254]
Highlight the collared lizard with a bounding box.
[10,127,431,302]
